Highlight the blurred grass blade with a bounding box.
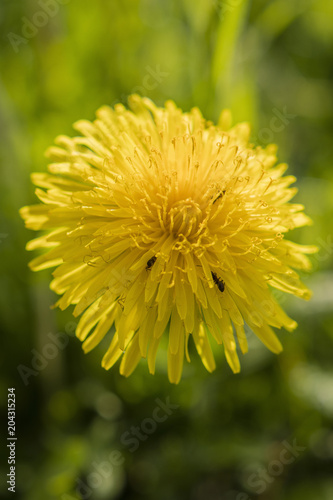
[211,0,250,116]
[255,0,311,41]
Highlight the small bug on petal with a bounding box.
[146,256,157,270]
[211,271,225,293]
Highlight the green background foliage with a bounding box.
[1,0,333,498]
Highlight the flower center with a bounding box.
[168,199,202,238]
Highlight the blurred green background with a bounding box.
[1,0,333,499]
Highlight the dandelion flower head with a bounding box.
[20,95,317,383]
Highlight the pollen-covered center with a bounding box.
[167,199,203,238]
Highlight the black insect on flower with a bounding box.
[146,256,157,271]
[211,272,225,293]
[212,190,226,204]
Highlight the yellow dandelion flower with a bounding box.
[20,95,317,384]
